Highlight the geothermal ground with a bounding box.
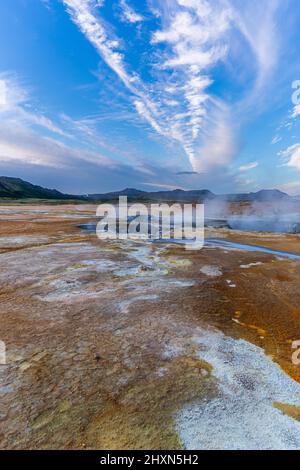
[1,204,300,449]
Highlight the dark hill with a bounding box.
[0,177,294,203]
[0,176,79,200]
[88,188,216,202]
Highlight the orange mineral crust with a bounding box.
[0,204,300,449]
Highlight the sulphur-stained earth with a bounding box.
[1,204,300,449]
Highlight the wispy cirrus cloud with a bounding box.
[0,0,294,194]
[279,180,300,196]
[62,0,282,174]
[230,0,280,90]
[271,135,282,145]
[0,122,114,168]
[119,0,144,23]
[152,0,232,169]
[0,73,27,111]
[239,161,258,172]
[194,110,236,172]
[292,104,300,119]
[0,73,125,172]
[0,80,5,107]
[0,70,164,186]
[0,73,67,137]
[63,0,233,171]
[62,0,175,149]
[279,144,300,170]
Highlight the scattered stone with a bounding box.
[200,265,222,277]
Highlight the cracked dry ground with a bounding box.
[1,205,300,449]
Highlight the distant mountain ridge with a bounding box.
[0,176,78,200]
[0,176,295,202]
[222,189,291,203]
[88,188,216,202]
[88,187,291,203]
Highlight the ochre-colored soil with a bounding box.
[0,204,300,449]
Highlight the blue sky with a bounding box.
[0,0,300,194]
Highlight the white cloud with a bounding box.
[63,0,127,85]
[279,144,300,170]
[134,100,165,137]
[278,98,300,134]
[0,74,27,111]
[192,112,236,172]
[239,161,258,172]
[0,80,7,108]
[152,0,235,170]
[271,135,282,145]
[0,74,67,137]
[24,113,68,137]
[143,182,185,190]
[63,0,232,169]
[0,121,115,168]
[231,0,280,90]
[41,0,52,10]
[153,4,231,68]
[63,0,166,144]
[292,104,300,118]
[152,0,280,170]
[0,73,130,173]
[164,99,179,107]
[0,71,163,182]
[63,0,281,175]
[120,0,144,23]
[278,180,300,196]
